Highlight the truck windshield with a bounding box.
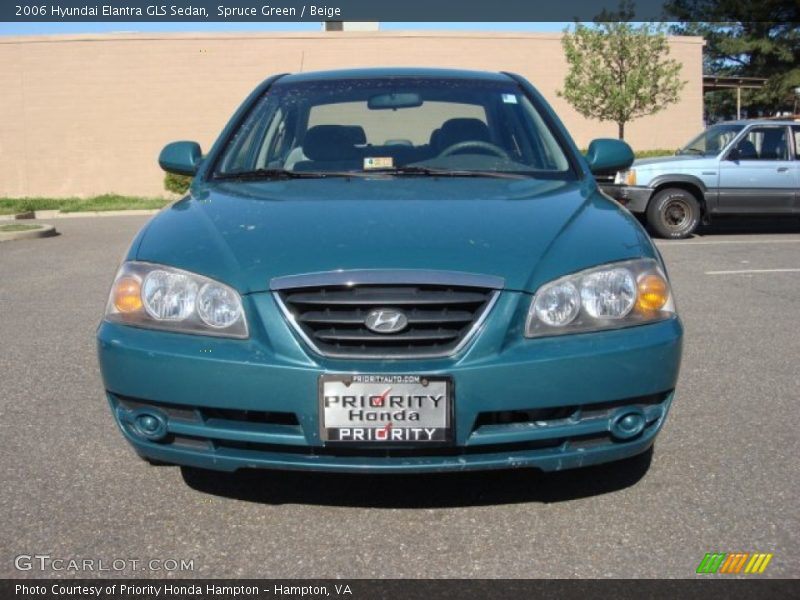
[214,77,573,179]
[676,123,745,156]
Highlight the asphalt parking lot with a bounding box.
[1,215,798,579]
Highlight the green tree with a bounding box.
[668,1,800,119]
[163,172,192,195]
[559,3,686,139]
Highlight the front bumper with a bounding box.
[600,184,653,214]
[97,291,682,473]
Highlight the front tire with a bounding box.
[646,188,701,239]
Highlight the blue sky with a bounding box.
[0,22,570,36]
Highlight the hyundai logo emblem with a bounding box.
[364,308,408,334]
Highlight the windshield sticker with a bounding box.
[502,94,518,104]
[364,157,394,170]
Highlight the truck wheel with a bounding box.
[646,188,701,239]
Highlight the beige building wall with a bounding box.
[0,31,704,198]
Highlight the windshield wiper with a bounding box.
[386,166,531,179]
[215,166,530,181]
[214,168,369,181]
[677,148,704,156]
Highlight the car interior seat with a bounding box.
[428,128,443,154]
[736,139,758,160]
[294,125,367,171]
[759,130,788,160]
[436,118,492,154]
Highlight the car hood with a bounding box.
[633,155,708,168]
[134,178,655,294]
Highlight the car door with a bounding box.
[792,125,800,212]
[717,125,795,213]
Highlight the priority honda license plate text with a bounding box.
[320,375,451,443]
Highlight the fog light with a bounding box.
[137,414,158,432]
[130,409,168,441]
[610,409,646,440]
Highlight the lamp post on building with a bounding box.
[737,86,742,119]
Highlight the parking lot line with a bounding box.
[660,239,800,247]
[705,268,800,275]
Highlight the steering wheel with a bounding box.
[438,140,510,159]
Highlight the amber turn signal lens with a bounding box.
[637,274,668,311]
[113,276,143,313]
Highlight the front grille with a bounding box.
[594,172,616,184]
[276,284,498,358]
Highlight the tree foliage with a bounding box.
[559,2,686,139]
[164,172,192,195]
[668,0,800,119]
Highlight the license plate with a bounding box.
[320,374,452,444]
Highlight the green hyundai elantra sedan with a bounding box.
[97,68,682,474]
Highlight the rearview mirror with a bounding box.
[159,141,202,176]
[585,138,634,174]
[368,92,423,110]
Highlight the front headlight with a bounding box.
[525,259,675,338]
[613,169,637,185]
[104,262,248,339]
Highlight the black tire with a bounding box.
[646,188,701,239]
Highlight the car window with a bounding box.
[677,123,743,156]
[792,126,800,160]
[214,77,573,178]
[734,126,789,161]
[308,101,487,146]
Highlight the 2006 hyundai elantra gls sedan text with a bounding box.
[97,68,683,475]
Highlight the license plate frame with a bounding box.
[318,374,454,445]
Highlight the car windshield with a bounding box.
[676,123,745,156]
[213,77,573,179]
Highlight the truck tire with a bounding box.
[646,188,701,239]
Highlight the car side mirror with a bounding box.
[585,138,634,175]
[159,141,202,176]
[726,148,739,161]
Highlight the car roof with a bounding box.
[276,67,515,84]
[716,119,799,126]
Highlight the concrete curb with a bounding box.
[0,224,57,242]
[34,209,160,219]
[0,209,159,221]
[0,212,34,221]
